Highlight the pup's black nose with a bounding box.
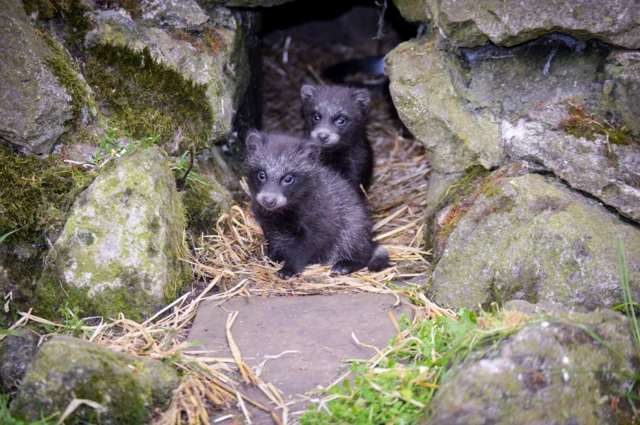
[263,196,277,208]
[317,132,330,142]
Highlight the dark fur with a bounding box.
[300,84,374,193]
[245,131,389,280]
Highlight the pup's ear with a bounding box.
[300,85,318,103]
[245,131,265,156]
[352,88,371,113]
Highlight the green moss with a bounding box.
[22,0,91,45]
[34,273,162,322]
[0,145,94,242]
[561,103,639,146]
[434,165,494,243]
[44,37,96,124]
[85,44,214,150]
[10,337,176,424]
[120,0,142,20]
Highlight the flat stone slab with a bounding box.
[187,293,413,423]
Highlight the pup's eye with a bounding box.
[312,113,321,122]
[282,175,294,185]
[335,117,347,126]
[257,171,267,182]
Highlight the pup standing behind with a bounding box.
[245,131,388,280]
[300,84,374,193]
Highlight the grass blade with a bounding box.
[617,237,640,349]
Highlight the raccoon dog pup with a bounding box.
[245,131,389,280]
[300,84,374,192]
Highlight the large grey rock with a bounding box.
[404,0,640,49]
[429,172,640,312]
[0,0,73,154]
[429,310,637,424]
[503,103,640,223]
[10,336,178,425]
[386,34,605,175]
[386,38,503,174]
[85,4,249,148]
[604,50,640,135]
[36,146,190,321]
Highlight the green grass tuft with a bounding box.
[300,308,529,424]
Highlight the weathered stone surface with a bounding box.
[10,336,178,424]
[386,38,502,174]
[141,0,209,31]
[196,0,296,8]
[188,294,412,423]
[0,333,38,393]
[429,310,637,424]
[503,103,640,223]
[36,146,190,321]
[392,0,430,23]
[604,50,640,135]
[503,299,568,316]
[429,172,640,312]
[386,34,609,175]
[0,0,73,154]
[416,0,640,49]
[85,5,249,148]
[461,37,605,120]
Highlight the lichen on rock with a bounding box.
[604,50,640,136]
[36,146,191,321]
[10,336,178,424]
[428,172,640,312]
[503,102,640,223]
[385,37,503,174]
[429,308,638,424]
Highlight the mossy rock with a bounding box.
[1,0,74,154]
[429,309,638,424]
[35,146,191,321]
[10,336,178,424]
[604,50,640,135]
[391,0,431,23]
[385,36,502,174]
[84,6,249,150]
[429,172,640,312]
[420,0,640,49]
[0,144,95,322]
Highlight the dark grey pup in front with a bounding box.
[245,131,389,280]
[300,84,374,193]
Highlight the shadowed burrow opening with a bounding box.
[237,0,430,256]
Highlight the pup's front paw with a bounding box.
[277,267,300,280]
[330,260,358,276]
